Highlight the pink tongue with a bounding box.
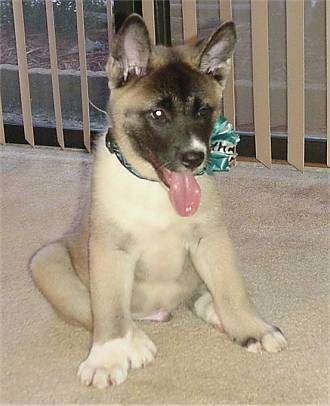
[163,170,201,217]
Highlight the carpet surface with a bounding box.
[1,145,328,404]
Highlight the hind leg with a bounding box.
[192,291,224,331]
[30,241,92,330]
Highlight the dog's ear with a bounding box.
[199,21,236,87]
[106,14,151,88]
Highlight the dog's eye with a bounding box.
[196,106,212,118]
[151,109,167,121]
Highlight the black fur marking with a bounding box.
[241,337,259,348]
[156,96,173,112]
[272,326,284,336]
[211,73,224,84]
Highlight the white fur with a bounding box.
[246,341,263,353]
[261,330,288,353]
[245,331,287,353]
[77,329,157,388]
[190,136,207,155]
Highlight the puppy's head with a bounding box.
[106,14,236,215]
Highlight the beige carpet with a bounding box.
[1,145,328,404]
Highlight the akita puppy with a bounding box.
[31,14,287,389]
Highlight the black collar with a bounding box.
[105,131,157,182]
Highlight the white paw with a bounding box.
[261,328,288,352]
[78,361,128,388]
[77,329,156,388]
[244,327,287,353]
[130,329,157,369]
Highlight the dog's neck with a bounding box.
[105,131,157,182]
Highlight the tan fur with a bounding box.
[30,16,286,389]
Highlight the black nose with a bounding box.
[179,150,205,170]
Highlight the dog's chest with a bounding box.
[134,225,189,281]
[94,149,193,279]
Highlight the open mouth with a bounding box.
[147,151,202,217]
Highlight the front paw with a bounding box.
[234,326,287,353]
[78,359,128,388]
[129,328,157,369]
[77,329,157,389]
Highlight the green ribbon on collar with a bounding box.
[204,115,240,175]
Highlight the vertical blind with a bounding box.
[0,0,328,171]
